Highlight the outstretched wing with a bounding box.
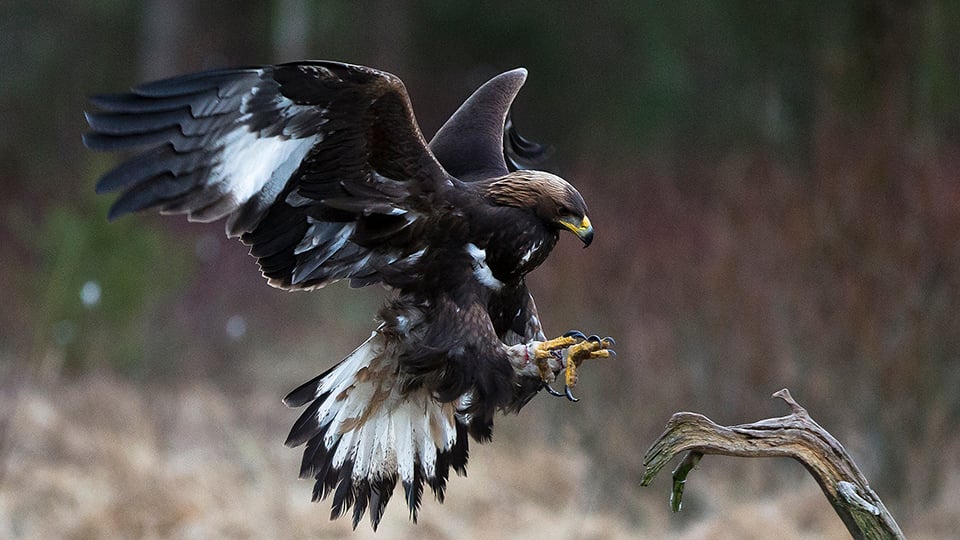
[85,61,449,290]
[427,68,553,182]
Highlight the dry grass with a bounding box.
[10,372,949,539]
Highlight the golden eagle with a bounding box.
[84,61,614,529]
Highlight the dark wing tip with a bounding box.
[284,398,326,448]
[504,112,554,172]
[105,202,128,222]
[80,130,97,151]
[428,68,530,181]
[130,67,260,97]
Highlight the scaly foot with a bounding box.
[531,331,616,401]
[561,334,616,401]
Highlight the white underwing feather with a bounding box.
[213,128,318,208]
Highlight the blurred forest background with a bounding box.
[2,1,959,538]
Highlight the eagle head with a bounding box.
[485,170,593,247]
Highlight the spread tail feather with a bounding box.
[284,331,470,530]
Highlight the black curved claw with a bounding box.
[564,385,580,402]
[603,336,616,345]
[563,330,587,340]
[587,334,603,343]
[543,381,565,397]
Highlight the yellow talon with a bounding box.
[524,333,615,401]
[534,355,554,381]
[533,335,579,360]
[561,337,615,401]
[565,356,579,388]
[566,338,615,366]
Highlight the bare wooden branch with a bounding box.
[641,389,904,540]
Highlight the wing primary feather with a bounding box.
[106,171,212,220]
[82,126,186,152]
[88,89,219,113]
[84,108,193,135]
[95,145,216,193]
[154,180,223,216]
[187,191,240,223]
[131,68,260,98]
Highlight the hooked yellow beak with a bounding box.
[559,215,594,247]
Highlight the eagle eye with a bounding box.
[557,205,572,217]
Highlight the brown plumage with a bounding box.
[83,61,601,530]
[487,170,583,207]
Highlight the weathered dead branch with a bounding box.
[641,389,904,540]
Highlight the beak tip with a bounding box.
[581,231,594,248]
[560,216,594,247]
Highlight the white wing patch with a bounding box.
[213,128,319,210]
[466,243,503,290]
